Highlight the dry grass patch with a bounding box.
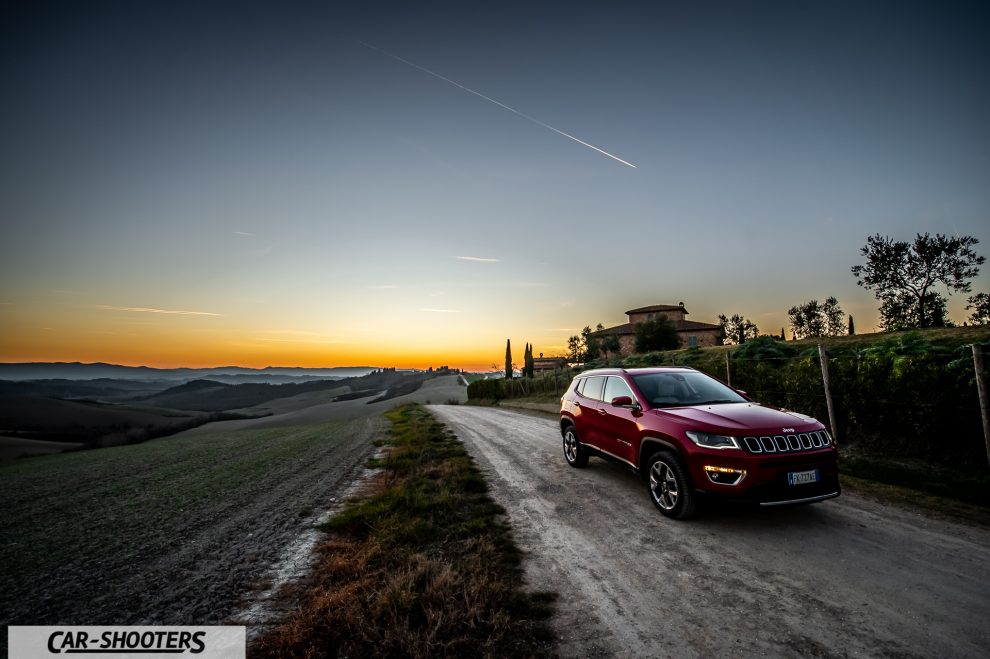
[252,405,555,658]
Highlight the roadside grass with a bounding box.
[839,448,990,508]
[253,404,556,658]
[840,474,990,529]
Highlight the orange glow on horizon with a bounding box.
[0,327,563,372]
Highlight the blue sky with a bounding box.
[1,1,988,368]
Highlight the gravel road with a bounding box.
[428,405,990,659]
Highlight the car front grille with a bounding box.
[741,430,832,454]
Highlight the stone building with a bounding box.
[532,355,569,375]
[591,303,722,357]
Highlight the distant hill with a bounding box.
[137,370,428,412]
[0,368,435,459]
[0,362,379,382]
[0,394,205,447]
[0,378,171,401]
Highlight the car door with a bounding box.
[598,376,642,465]
[574,375,609,452]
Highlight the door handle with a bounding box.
[597,408,607,416]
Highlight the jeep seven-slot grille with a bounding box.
[741,430,832,454]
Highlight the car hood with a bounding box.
[653,403,820,434]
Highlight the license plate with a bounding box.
[788,469,819,486]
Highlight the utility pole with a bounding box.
[972,344,990,468]
[818,344,839,442]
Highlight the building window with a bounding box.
[688,336,698,348]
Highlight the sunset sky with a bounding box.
[2,1,988,371]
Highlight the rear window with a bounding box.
[578,376,606,401]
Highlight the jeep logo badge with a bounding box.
[782,427,795,433]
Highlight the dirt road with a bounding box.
[428,405,990,658]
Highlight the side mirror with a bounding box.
[611,395,639,409]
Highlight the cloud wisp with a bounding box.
[455,256,500,263]
[257,337,355,344]
[258,330,354,344]
[94,305,223,317]
[360,41,637,169]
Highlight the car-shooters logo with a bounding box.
[8,626,245,659]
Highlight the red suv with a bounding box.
[559,367,839,519]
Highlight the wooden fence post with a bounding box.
[972,344,990,469]
[818,344,839,442]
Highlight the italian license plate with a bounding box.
[787,469,819,486]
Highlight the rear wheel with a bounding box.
[647,452,696,519]
[562,425,588,468]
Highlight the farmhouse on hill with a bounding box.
[591,303,722,356]
[532,355,568,375]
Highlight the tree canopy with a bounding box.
[851,233,984,330]
[787,297,845,339]
[567,324,607,363]
[634,317,681,353]
[718,314,759,345]
[966,292,989,325]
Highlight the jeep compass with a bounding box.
[559,367,840,519]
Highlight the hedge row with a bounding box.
[466,374,572,401]
[619,334,987,467]
[471,331,990,471]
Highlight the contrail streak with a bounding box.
[359,41,637,169]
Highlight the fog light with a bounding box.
[704,465,746,486]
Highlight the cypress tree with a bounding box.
[505,339,512,380]
[848,315,855,335]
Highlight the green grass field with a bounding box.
[0,416,381,634]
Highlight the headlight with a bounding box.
[685,430,740,450]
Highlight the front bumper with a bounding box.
[688,447,840,506]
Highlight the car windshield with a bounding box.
[630,372,747,408]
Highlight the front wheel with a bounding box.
[647,452,696,519]
[562,425,588,468]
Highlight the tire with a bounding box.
[646,451,696,519]
[562,425,588,468]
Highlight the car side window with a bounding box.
[603,376,634,404]
[580,376,606,401]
